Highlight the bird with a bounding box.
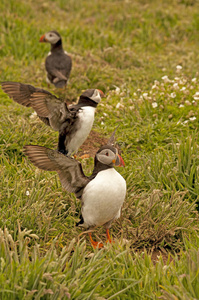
[39,30,72,88]
[1,81,104,156]
[24,143,126,248]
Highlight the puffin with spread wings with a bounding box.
[24,139,126,248]
[1,81,104,156]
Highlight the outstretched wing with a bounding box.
[24,145,90,197]
[29,91,72,131]
[1,81,72,131]
[1,81,48,107]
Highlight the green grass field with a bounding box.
[1,0,199,298]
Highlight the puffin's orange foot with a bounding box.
[106,239,115,245]
[91,240,104,249]
[79,154,90,159]
[89,233,104,249]
[106,229,115,244]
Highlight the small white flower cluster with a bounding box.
[162,75,171,83]
[127,65,199,126]
[152,102,158,108]
[29,111,37,119]
[177,115,197,126]
[105,67,198,129]
[193,91,199,100]
[116,102,124,109]
[176,65,182,73]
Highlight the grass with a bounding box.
[1,0,199,298]
[1,225,199,299]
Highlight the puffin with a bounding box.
[24,143,126,248]
[1,81,104,156]
[39,30,72,88]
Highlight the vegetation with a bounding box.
[1,0,199,298]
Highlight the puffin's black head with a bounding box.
[79,89,105,104]
[39,31,62,44]
[95,145,125,167]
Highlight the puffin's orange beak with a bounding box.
[97,89,105,98]
[114,154,125,167]
[39,35,46,42]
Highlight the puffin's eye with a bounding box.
[105,152,109,156]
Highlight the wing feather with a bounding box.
[24,145,89,196]
[51,69,68,81]
[1,81,72,131]
[1,81,37,107]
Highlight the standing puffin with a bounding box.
[1,81,104,156]
[24,143,126,248]
[39,30,72,88]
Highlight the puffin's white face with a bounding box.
[96,148,116,166]
[44,32,61,44]
[96,147,125,167]
[89,89,103,104]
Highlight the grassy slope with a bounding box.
[1,0,199,298]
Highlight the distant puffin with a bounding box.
[1,81,104,156]
[39,30,72,88]
[24,143,126,248]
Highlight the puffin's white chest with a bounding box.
[81,168,126,228]
[67,106,95,155]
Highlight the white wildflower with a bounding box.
[176,65,182,71]
[189,116,196,121]
[173,83,178,89]
[180,87,186,91]
[152,102,158,108]
[194,92,199,96]
[162,75,170,83]
[185,100,191,105]
[115,86,120,94]
[192,78,197,82]
[103,112,108,117]
[116,103,124,109]
[29,111,37,119]
[180,120,187,126]
[170,92,176,98]
[26,191,30,196]
[179,78,187,85]
[179,104,184,108]
[143,93,148,99]
[193,96,199,100]
[101,121,104,125]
